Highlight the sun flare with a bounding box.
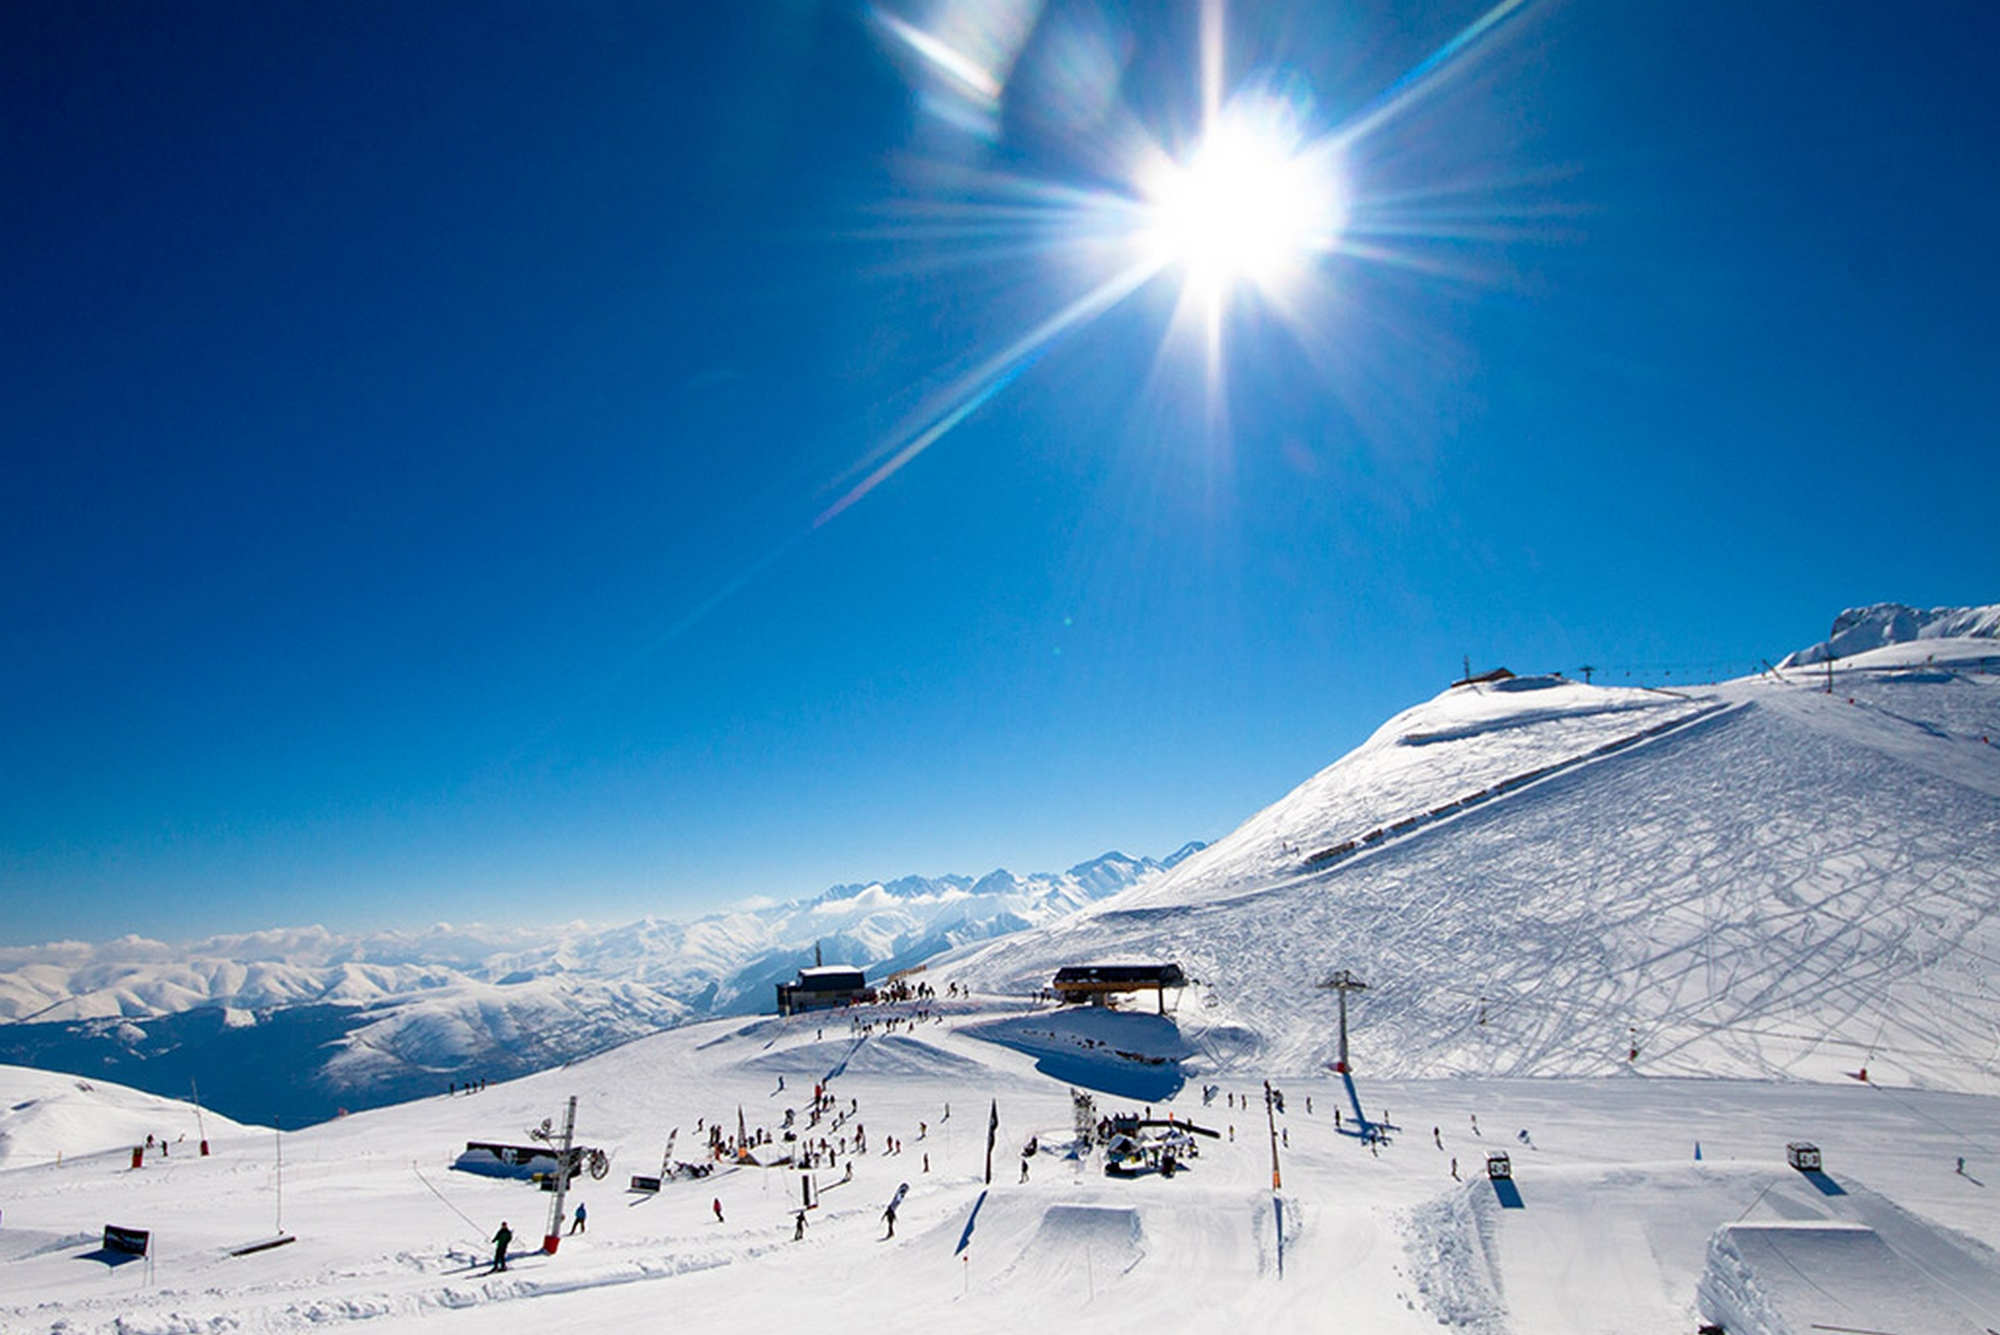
[1139,107,1346,300]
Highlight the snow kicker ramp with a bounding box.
[1700,1220,2000,1335]
[1407,1161,2000,1334]
[998,1204,1144,1289]
[947,671,2000,1089]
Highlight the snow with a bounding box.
[9,1010,2000,1334]
[937,662,2000,1090]
[1778,601,2000,668]
[0,852,1180,1124]
[1699,1219,1998,1334]
[0,1065,256,1170]
[5,606,1999,1332]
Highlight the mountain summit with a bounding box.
[1779,601,2000,668]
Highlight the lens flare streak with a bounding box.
[812,255,1163,529]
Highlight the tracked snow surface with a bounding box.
[6,617,2000,1333]
[944,642,2000,1092]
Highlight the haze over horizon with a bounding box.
[6,0,1996,945]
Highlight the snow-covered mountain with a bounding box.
[1778,601,2000,668]
[944,617,2000,1093]
[0,850,1190,1125]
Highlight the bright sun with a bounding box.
[1140,108,1345,300]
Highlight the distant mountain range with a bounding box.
[0,845,1202,1126]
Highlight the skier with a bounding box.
[794,1210,807,1241]
[1020,1157,1030,1183]
[1958,1156,1967,1175]
[1434,1126,1442,1149]
[570,1202,587,1235]
[1470,1113,1480,1136]
[712,1197,724,1224]
[490,1220,512,1273]
[883,1203,897,1238]
[1334,1108,1341,1130]
[1451,1157,1459,1180]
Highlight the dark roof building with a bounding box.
[776,964,870,1016]
[1052,961,1187,1012]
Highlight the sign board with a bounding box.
[629,1175,661,1193]
[103,1225,150,1256]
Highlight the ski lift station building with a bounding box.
[775,964,870,1016]
[1052,960,1187,1012]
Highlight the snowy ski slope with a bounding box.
[947,642,2000,1090]
[7,1005,2000,1335]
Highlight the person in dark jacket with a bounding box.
[569,1202,587,1235]
[490,1221,512,1272]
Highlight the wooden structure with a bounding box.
[1051,961,1186,1012]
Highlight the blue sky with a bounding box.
[4,0,1995,945]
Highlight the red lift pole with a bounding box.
[543,1095,578,1255]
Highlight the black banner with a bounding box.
[103,1224,150,1256]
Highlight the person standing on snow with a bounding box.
[712,1197,724,1223]
[490,1220,513,1273]
[570,1202,587,1235]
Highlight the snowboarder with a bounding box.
[1020,1157,1030,1182]
[794,1210,807,1241]
[1958,1156,1967,1175]
[570,1202,587,1235]
[490,1221,512,1273]
[1433,1126,1442,1149]
[712,1197,724,1224]
[883,1204,897,1238]
[1334,1108,1341,1130]
[1450,1157,1459,1180]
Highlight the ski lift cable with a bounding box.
[411,1162,489,1246]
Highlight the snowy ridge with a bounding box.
[945,652,2000,1093]
[1115,677,1712,911]
[0,1063,258,1169]
[1778,601,2000,668]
